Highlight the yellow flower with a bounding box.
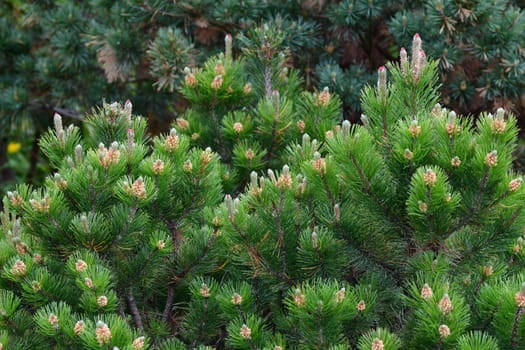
[7,142,21,154]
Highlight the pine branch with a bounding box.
[510,306,524,348]
[162,285,175,324]
[127,288,144,334]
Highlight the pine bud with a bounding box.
[438,293,453,315]
[318,87,331,106]
[98,143,106,156]
[296,175,307,195]
[239,324,251,339]
[243,83,252,94]
[330,70,337,83]
[108,102,119,115]
[361,114,370,128]
[432,103,443,117]
[211,75,223,90]
[233,122,243,134]
[280,67,289,81]
[342,120,351,139]
[99,142,120,167]
[297,120,306,133]
[129,177,147,199]
[11,259,26,276]
[132,336,145,349]
[15,241,28,254]
[12,219,20,235]
[75,144,83,164]
[418,49,426,71]
[356,300,366,311]
[127,128,135,153]
[76,259,88,272]
[491,109,507,134]
[85,277,94,289]
[335,287,345,303]
[445,111,457,136]
[7,191,23,206]
[54,112,65,145]
[96,321,112,345]
[404,149,414,161]
[233,197,240,213]
[31,280,41,292]
[183,160,193,173]
[409,120,421,137]
[30,196,51,213]
[231,293,243,305]
[80,215,90,233]
[225,194,234,220]
[312,152,326,176]
[176,118,190,133]
[274,346,283,350]
[485,151,498,167]
[62,156,72,170]
[184,72,197,87]
[267,169,277,183]
[451,156,461,168]
[400,47,408,76]
[496,107,505,119]
[249,172,262,196]
[325,130,334,139]
[371,338,384,350]
[156,240,165,250]
[411,33,422,76]
[245,148,255,160]
[54,113,63,134]
[301,133,311,148]
[334,204,341,223]
[482,265,493,277]
[152,159,165,175]
[294,288,306,306]
[276,165,292,190]
[272,90,280,112]
[418,201,428,213]
[214,61,225,75]
[200,283,211,298]
[423,169,437,187]
[377,66,387,102]
[165,129,180,151]
[201,148,212,166]
[225,34,233,59]
[515,282,525,307]
[97,295,108,307]
[74,320,85,335]
[124,99,132,122]
[48,313,59,326]
[33,253,42,263]
[57,130,65,145]
[438,324,451,338]
[311,230,318,249]
[509,177,522,192]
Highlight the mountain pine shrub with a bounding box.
[1,35,525,349]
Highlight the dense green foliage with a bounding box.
[2,0,525,195]
[1,34,525,349]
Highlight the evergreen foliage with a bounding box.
[2,1,524,195]
[1,34,525,349]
